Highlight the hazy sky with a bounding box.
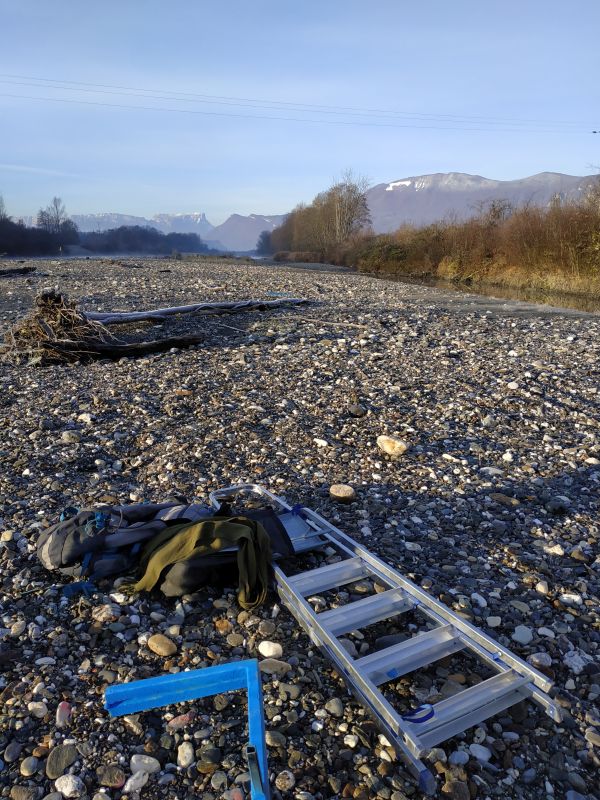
[1,1,598,223]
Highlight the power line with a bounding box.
[0,72,592,129]
[0,92,589,135]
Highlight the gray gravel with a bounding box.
[0,257,599,800]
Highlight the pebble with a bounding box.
[20,756,39,776]
[376,435,409,457]
[0,259,598,800]
[469,743,492,762]
[123,771,149,793]
[275,770,296,791]
[512,625,533,645]
[147,633,177,656]
[258,658,291,676]
[46,744,78,779]
[448,750,469,766]
[325,697,344,717]
[130,754,161,774]
[177,741,195,768]
[97,764,126,788]
[258,640,283,658]
[329,483,356,503]
[54,775,84,798]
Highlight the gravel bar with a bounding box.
[0,257,598,800]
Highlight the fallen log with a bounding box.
[0,265,36,277]
[85,297,307,325]
[40,333,207,360]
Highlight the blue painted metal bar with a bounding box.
[104,659,270,800]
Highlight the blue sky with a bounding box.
[1,1,598,223]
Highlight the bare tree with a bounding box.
[0,194,8,221]
[329,170,371,245]
[37,196,78,246]
[37,196,69,234]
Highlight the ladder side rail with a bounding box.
[274,564,427,757]
[299,507,554,695]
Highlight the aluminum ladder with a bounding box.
[209,485,562,794]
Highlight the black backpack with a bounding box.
[36,500,294,594]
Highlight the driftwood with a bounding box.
[86,297,307,326]
[0,265,36,277]
[2,291,308,365]
[40,334,207,360]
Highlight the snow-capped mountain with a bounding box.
[62,211,283,251]
[149,213,214,237]
[366,172,597,232]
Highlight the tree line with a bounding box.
[257,173,600,297]
[0,195,209,256]
[257,171,371,258]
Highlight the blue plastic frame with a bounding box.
[104,659,270,800]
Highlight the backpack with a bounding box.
[36,500,295,596]
[36,501,214,580]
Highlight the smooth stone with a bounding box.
[10,789,37,800]
[258,658,291,676]
[147,633,177,656]
[130,754,161,774]
[584,726,600,746]
[4,742,23,763]
[512,625,533,645]
[487,616,502,628]
[448,750,470,766]
[27,701,48,719]
[469,743,492,762]
[258,640,283,659]
[20,756,39,776]
[265,730,286,747]
[376,435,409,457]
[54,775,84,798]
[325,697,344,717]
[97,764,126,788]
[278,683,301,700]
[46,744,78,779]
[177,741,195,768]
[330,483,356,503]
[211,771,228,791]
[123,771,149,793]
[528,652,552,668]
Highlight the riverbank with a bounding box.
[1,257,598,800]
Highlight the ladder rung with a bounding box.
[289,557,369,596]
[355,624,464,686]
[411,670,531,751]
[318,588,415,637]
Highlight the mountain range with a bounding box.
[68,211,285,252]
[366,171,597,233]
[19,172,597,251]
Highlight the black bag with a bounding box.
[36,502,214,579]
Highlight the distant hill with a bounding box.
[54,211,284,251]
[366,171,597,232]
[18,172,596,252]
[209,213,287,252]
